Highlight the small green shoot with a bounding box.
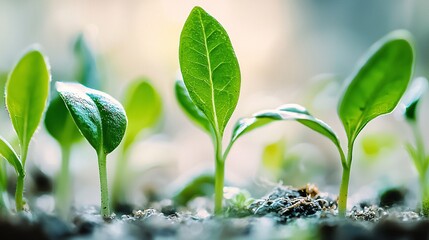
[56,82,127,218]
[111,79,162,209]
[402,77,429,215]
[0,49,51,212]
[179,6,240,215]
[224,31,413,217]
[45,33,100,219]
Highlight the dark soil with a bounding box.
[1,184,428,240]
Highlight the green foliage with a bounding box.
[175,79,212,134]
[74,33,100,89]
[179,6,241,215]
[402,77,429,215]
[179,6,240,137]
[56,82,127,154]
[338,31,414,144]
[335,30,413,216]
[6,50,51,163]
[0,49,51,212]
[45,96,82,148]
[229,104,345,167]
[112,79,162,210]
[173,173,215,206]
[122,79,162,151]
[56,82,127,218]
[0,137,24,177]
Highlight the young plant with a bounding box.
[402,77,429,215]
[111,79,162,210]
[178,6,241,215]
[229,31,414,217]
[44,33,99,219]
[56,82,127,218]
[0,49,51,212]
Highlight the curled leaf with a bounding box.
[56,82,127,154]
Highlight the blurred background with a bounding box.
[0,0,429,209]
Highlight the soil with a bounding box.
[0,184,428,240]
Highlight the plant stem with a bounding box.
[338,141,354,217]
[55,145,71,219]
[214,134,224,215]
[14,143,28,212]
[97,150,111,218]
[420,177,429,216]
[15,174,25,212]
[111,146,128,209]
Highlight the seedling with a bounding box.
[44,34,99,219]
[178,6,241,214]
[402,77,429,215]
[111,79,162,209]
[179,8,413,216]
[0,49,51,212]
[56,82,127,218]
[230,31,414,217]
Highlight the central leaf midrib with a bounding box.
[198,11,220,135]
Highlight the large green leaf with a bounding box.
[123,79,162,151]
[179,6,240,137]
[402,77,428,122]
[175,79,212,134]
[0,136,23,176]
[339,31,414,142]
[44,95,82,147]
[229,104,345,165]
[74,33,100,89]
[6,49,51,157]
[56,82,127,154]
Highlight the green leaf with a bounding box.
[179,6,241,137]
[56,82,127,154]
[173,173,215,206]
[229,104,345,165]
[175,79,212,134]
[74,33,100,89]
[339,31,414,142]
[6,49,51,157]
[123,79,162,151]
[44,95,82,147]
[402,77,428,122]
[0,136,24,177]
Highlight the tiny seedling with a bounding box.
[111,79,162,209]
[45,33,100,219]
[178,8,413,217]
[402,77,429,215]
[56,82,127,218]
[178,6,241,215]
[0,49,51,212]
[231,31,413,217]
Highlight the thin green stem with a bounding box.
[338,140,354,217]
[214,134,224,215]
[97,150,111,218]
[15,174,25,212]
[111,146,128,209]
[55,145,71,219]
[419,176,429,216]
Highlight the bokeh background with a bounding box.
[1,0,429,209]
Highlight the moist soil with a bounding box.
[0,184,428,240]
